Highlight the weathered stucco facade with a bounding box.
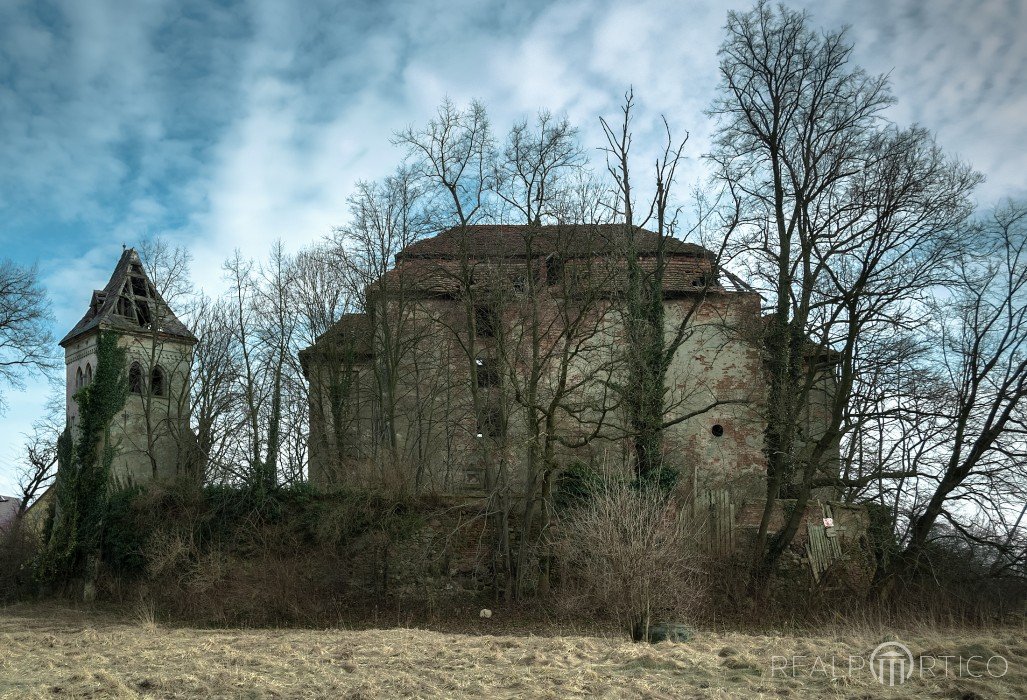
[301,224,840,499]
[61,249,198,485]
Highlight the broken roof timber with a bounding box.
[59,248,197,347]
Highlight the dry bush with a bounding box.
[555,481,709,640]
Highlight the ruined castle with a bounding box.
[300,224,839,499]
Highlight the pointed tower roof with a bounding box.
[59,248,198,347]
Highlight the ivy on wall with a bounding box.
[37,331,128,591]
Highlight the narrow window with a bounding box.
[545,254,563,285]
[85,363,92,385]
[474,304,497,338]
[151,365,166,397]
[135,299,152,327]
[475,354,498,388]
[129,362,144,394]
[130,276,148,297]
[75,367,83,390]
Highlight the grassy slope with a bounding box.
[0,605,1024,699]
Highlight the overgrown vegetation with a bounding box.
[556,479,708,640]
[36,331,128,598]
[85,482,470,626]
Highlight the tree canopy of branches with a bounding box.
[0,259,57,412]
[708,0,982,594]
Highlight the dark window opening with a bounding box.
[75,367,83,390]
[85,363,92,385]
[475,355,498,388]
[151,365,166,397]
[129,362,144,394]
[711,424,724,437]
[692,276,708,287]
[116,296,133,317]
[130,276,148,297]
[545,254,563,285]
[135,299,152,327]
[474,304,498,338]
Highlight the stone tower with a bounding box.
[59,248,198,484]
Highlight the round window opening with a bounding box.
[711,424,724,437]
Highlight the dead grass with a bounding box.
[0,604,1024,699]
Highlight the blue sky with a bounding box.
[1,0,1025,494]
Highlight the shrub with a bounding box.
[556,480,708,640]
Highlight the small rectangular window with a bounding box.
[475,356,498,388]
[474,305,497,338]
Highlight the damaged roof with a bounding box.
[60,248,197,347]
[395,224,711,261]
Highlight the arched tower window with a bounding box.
[75,367,83,390]
[129,362,144,394]
[84,363,92,385]
[151,365,166,397]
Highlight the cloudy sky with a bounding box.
[0,0,1024,494]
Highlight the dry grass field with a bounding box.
[0,604,1024,699]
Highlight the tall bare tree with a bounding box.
[601,92,746,484]
[708,1,980,594]
[880,203,1027,590]
[185,293,242,483]
[133,238,197,480]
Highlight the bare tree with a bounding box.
[601,91,748,484]
[878,203,1027,590]
[132,238,197,480]
[221,243,306,491]
[337,169,438,488]
[0,259,57,413]
[708,1,980,595]
[292,241,359,486]
[15,393,64,515]
[185,294,242,483]
[490,127,620,595]
[252,241,301,487]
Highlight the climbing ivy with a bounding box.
[37,331,128,591]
